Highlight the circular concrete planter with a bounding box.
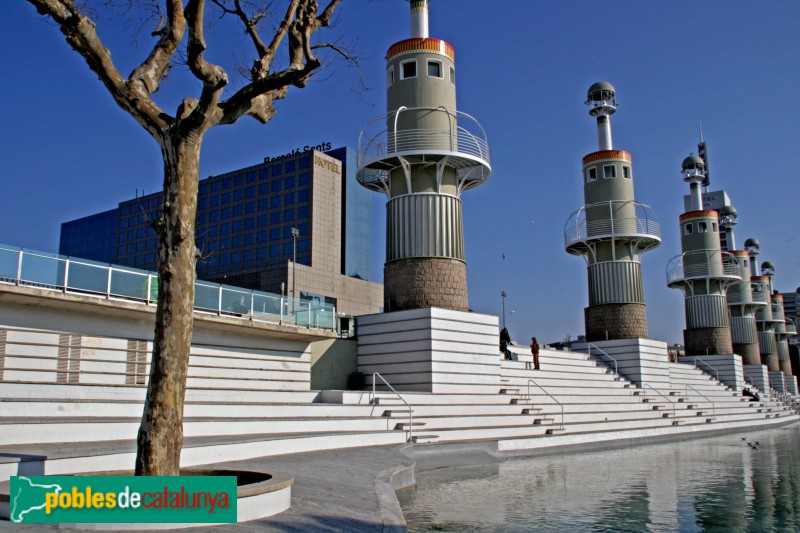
[0,468,293,530]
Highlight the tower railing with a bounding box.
[666,250,741,285]
[564,200,660,250]
[356,107,491,192]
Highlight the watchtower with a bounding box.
[565,83,660,341]
[746,241,780,371]
[760,262,793,376]
[666,156,739,355]
[357,0,491,311]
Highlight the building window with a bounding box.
[233,189,243,201]
[698,221,708,233]
[271,180,282,193]
[234,174,244,186]
[270,228,281,241]
[586,168,597,183]
[299,172,311,185]
[285,160,296,173]
[284,192,295,205]
[623,166,631,179]
[285,176,296,189]
[450,66,455,85]
[427,60,442,78]
[298,205,310,219]
[684,223,693,235]
[401,59,417,79]
[712,222,718,232]
[387,66,394,86]
[298,189,310,202]
[221,192,231,204]
[272,164,282,176]
[257,215,268,227]
[220,223,230,235]
[299,157,310,170]
[270,244,280,257]
[603,165,616,179]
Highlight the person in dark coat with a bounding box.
[500,327,512,360]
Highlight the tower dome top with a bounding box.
[761,260,775,272]
[681,155,705,171]
[682,154,706,183]
[718,205,737,217]
[587,81,616,98]
[585,81,617,117]
[744,237,760,249]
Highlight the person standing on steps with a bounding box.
[531,337,541,370]
[500,327,513,360]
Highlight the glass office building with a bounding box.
[60,147,383,315]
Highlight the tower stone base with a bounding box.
[779,358,793,376]
[684,327,733,356]
[584,303,648,341]
[761,352,780,372]
[733,343,761,365]
[384,257,468,312]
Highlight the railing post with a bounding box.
[307,301,311,328]
[279,295,284,325]
[147,275,153,304]
[217,285,223,316]
[16,250,23,285]
[63,258,70,293]
[249,289,254,319]
[106,267,112,298]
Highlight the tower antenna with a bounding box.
[697,118,710,191]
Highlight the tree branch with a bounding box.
[126,0,184,98]
[27,0,171,135]
[184,0,229,131]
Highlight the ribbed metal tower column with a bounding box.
[357,0,491,312]
[666,156,740,355]
[565,83,661,341]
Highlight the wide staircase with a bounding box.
[0,382,409,484]
[2,349,797,483]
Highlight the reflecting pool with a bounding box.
[397,424,800,532]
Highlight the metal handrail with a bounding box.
[371,372,413,442]
[0,244,336,331]
[692,357,719,382]
[526,379,564,430]
[685,384,716,418]
[642,384,677,420]
[666,250,741,284]
[564,200,661,247]
[587,343,618,375]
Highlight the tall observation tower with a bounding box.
[666,156,740,355]
[761,262,794,376]
[565,83,660,341]
[717,206,764,364]
[746,240,781,371]
[357,0,491,312]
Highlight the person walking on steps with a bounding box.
[531,337,540,370]
[500,327,513,360]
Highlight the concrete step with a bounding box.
[0,415,400,446]
[0,429,408,484]
[406,414,539,430]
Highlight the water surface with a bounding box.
[397,424,800,532]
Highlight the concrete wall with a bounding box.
[573,338,670,388]
[743,364,770,393]
[679,354,744,391]
[356,307,501,393]
[0,284,337,393]
[310,338,358,390]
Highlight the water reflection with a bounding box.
[397,425,800,532]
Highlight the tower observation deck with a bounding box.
[564,83,661,341]
[356,0,491,311]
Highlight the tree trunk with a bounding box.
[135,131,202,476]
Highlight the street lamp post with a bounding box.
[501,290,507,329]
[291,227,300,299]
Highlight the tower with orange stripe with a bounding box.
[357,0,491,311]
[666,156,740,355]
[565,83,660,341]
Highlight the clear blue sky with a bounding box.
[2,1,798,345]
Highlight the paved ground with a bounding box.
[0,445,414,533]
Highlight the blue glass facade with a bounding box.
[59,147,373,282]
[59,209,118,264]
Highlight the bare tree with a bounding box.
[27,0,344,476]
